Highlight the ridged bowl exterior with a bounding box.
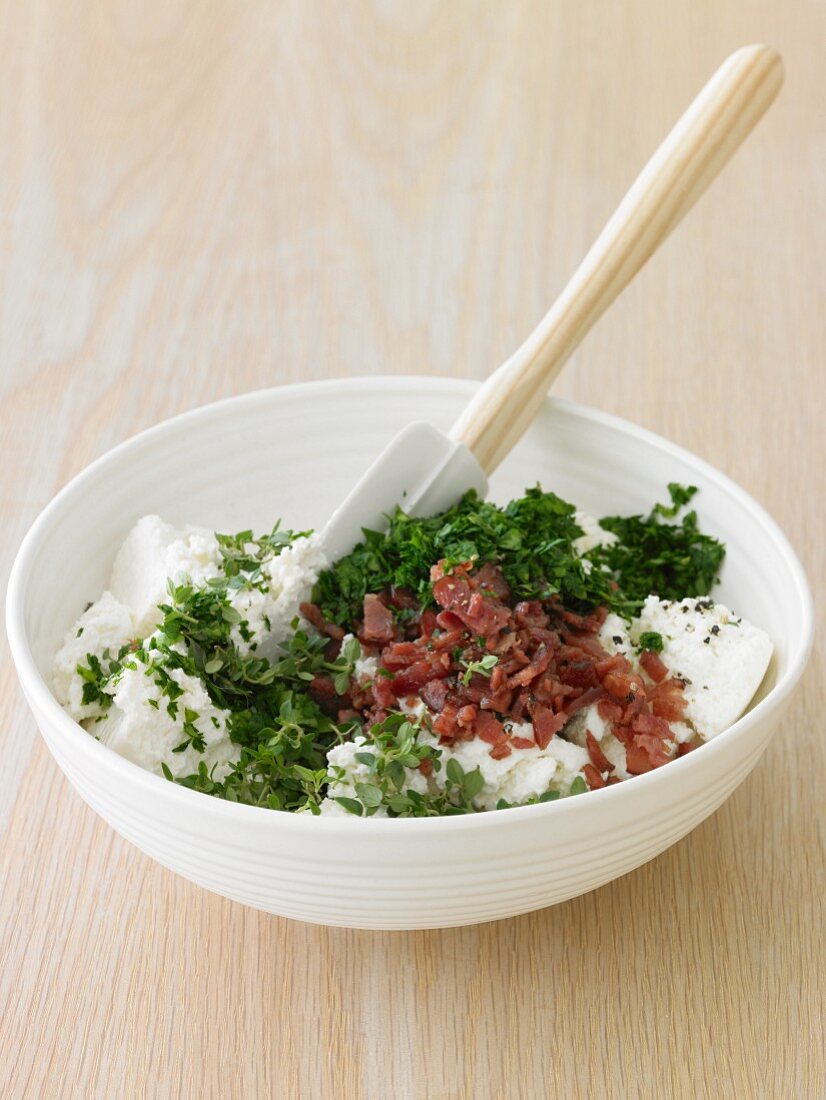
[6,380,813,929]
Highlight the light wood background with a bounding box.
[1,3,823,1098]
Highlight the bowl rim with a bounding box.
[6,376,814,833]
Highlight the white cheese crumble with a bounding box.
[432,728,589,810]
[598,612,633,659]
[110,514,222,637]
[573,511,618,556]
[53,591,135,722]
[319,735,430,816]
[630,596,773,738]
[90,652,237,779]
[318,722,592,815]
[229,534,327,659]
[53,515,325,780]
[334,634,380,684]
[580,702,610,743]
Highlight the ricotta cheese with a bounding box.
[53,514,325,781]
[229,534,327,659]
[598,612,634,659]
[319,722,591,815]
[573,511,618,556]
[319,735,430,816]
[90,651,237,779]
[421,726,590,810]
[630,595,773,738]
[110,515,222,637]
[53,590,135,721]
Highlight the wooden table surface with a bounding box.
[1,3,823,1097]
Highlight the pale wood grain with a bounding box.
[452,44,783,472]
[0,2,823,1098]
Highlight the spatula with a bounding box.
[322,44,783,562]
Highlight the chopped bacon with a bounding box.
[514,601,549,629]
[603,670,642,701]
[420,678,449,712]
[625,742,654,774]
[361,594,395,644]
[430,625,465,650]
[370,672,396,710]
[622,693,647,723]
[558,659,600,689]
[478,687,514,713]
[639,649,669,683]
[597,697,624,724]
[510,735,535,750]
[392,660,448,695]
[474,562,511,601]
[420,609,439,636]
[430,559,473,584]
[458,704,478,726]
[475,711,505,744]
[333,553,699,799]
[633,732,672,769]
[566,686,607,715]
[432,573,472,612]
[583,764,607,790]
[308,674,340,713]
[491,639,518,666]
[435,609,466,633]
[585,730,614,773]
[510,692,530,722]
[463,591,511,636]
[558,603,608,633]
[432,568,510,638]
[381,641,421,670]
[387,585,420,611]
[649,678,687,721]
[595,653,630,677]
[507,645,553,689]
[531,706,568,750]
[490,742,513,760]
[630,711,672,739]
[299,602,345,642]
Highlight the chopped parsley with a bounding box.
[638,631,664,654]
[313,487,616,624]
[314,483,724,625]
[76,647,131,711]
[587,483,725,615]
[215,523,310,580]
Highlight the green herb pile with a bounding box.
[314,482,724,625]
[587,484,725,613]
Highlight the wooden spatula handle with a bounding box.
[450,44,783,474]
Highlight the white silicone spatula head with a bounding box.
[321,422,487,562]
[321,44,783,562]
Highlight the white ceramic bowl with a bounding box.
[7,379,813,930]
